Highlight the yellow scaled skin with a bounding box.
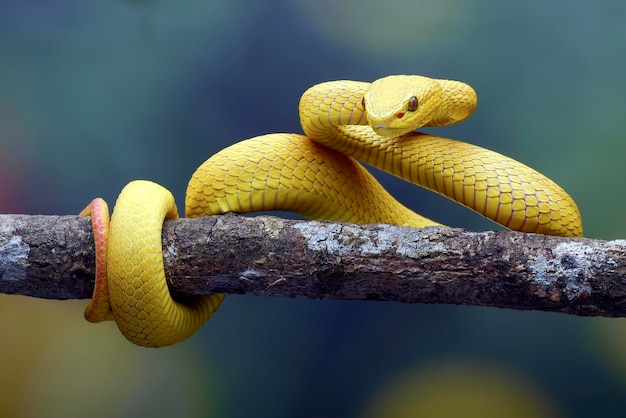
[82,182,224,347]
[83,75,583,347]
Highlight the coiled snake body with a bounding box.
[81,75,582,347]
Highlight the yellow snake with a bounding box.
[81,75,582,347]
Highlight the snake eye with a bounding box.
[361,96,366,110]
[408,96,418,112]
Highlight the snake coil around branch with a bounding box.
[78,75,582,347]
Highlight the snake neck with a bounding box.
[299,80,369,139]
[424,79,478,127]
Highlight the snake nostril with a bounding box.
[396,112,405,119]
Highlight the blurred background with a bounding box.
[1,0,626,416]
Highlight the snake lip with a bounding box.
[372,125,415,137]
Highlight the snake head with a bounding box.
[363,75,443,137]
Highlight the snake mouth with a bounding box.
[372,125,415,137]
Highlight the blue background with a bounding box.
[1,1,626,416]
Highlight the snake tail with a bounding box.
[80,198,114,322]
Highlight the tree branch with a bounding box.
[1,213,626,317]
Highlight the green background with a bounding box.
[1,1,626,416]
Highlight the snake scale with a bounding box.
[81,75,582,347]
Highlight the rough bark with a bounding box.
[1,213,626,317]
